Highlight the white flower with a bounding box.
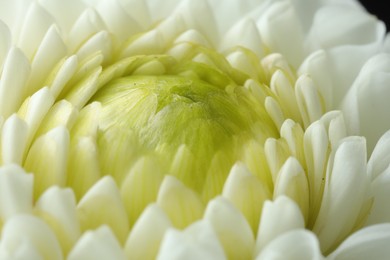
[1,0,390,259]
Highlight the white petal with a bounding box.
[68,8,107,52]
[117,0,151,29]
[0,164,33,219]
[295,75,324,128]
[157,220,226,260]
[35,187,80,253]
[76,31,112,63]
[88,0,141,42]
[257,230,323,260]
[0,215,62,260]
[313,136,370,252]
[26,25,67,96]
[21,87,55,146]
[220,18,264,57]
[341,54,390,153]
[38,0,86,33]
[328,224,390,260]
[298,50,333,110]
[367,130,390,180]
[255,196,305,255]
[124,204,172,260]
[50,55,78,98]
[24,126,69,198]
[222,162,270,232]
[0,47,30,118]
[365,165,390,225]
[1,115,28,165]
[173,0,218,46]
[0,20,11,69]
[204,196,255,259]
[68,226,126,260]
[257,0,304,67]
[77,176,129,244]
[274,157,309,221]
[157,175,204,229]
[307,5,385,50]
[17,2,55,60]
[303,120,328,225]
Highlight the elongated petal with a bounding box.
[313,137,369,252]
[68,226,126,260]
[157,220,226,260]
[328,224,390,260]
[77,176,129,244]
[256,230,323,260]
[0,215,62,260]
[124,204,172,260]
[0,164,33,219]
[204,196,254,259]
[255,196,305,255]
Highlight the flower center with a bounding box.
[86,54,278,198]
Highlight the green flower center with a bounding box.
[86,53,278,199]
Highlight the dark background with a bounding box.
[358,1,390,30]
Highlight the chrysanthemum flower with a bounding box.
[1,0,390,259]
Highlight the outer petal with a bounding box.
[257,230,323,260]
[341,54,390,153]
[313,136,370,253]
[328,224,390,260]
[157,220,226,260]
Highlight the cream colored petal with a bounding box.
[24,126,69,198]
[157,220,226,260]
[1,115,28,165]
[0,215,62,260]
[76,31,112,64]
[19,87,55,147]
[17,2,54,60]
[328,224,390,260]
[35,100,78,137]
[222,162,270,233]
[121,156,164,226]
[342,54,390,153]
[173,0,218,46]
[38,0,86,33]
[257,230,323,260]
[303,120,328,226]
[124,204,172,260]
[49,55,78,99]
[0,164,33,219]
[367,130,390,180]
[298,50,333,110]
[255,196,305,255]
[68,8,107,52]
[68,225,126,260]
[365,165,390,225]
[220,18,264,57]
[67,137,101,200]
[117,0,151,30]
[35,187,80,254]
[88,0,141,42]
[26,25,67,97]
[295,75,324,128]
[257,0,304,67]
[157,175,204,229]
[77,176,129,244]
[313,136,370,253]
[274,157,309,222]
[307,5,385,50]
[0,47,30,118]
[0,20,11,69]
[204,196,255,260]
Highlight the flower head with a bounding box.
[1,0,390,259]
